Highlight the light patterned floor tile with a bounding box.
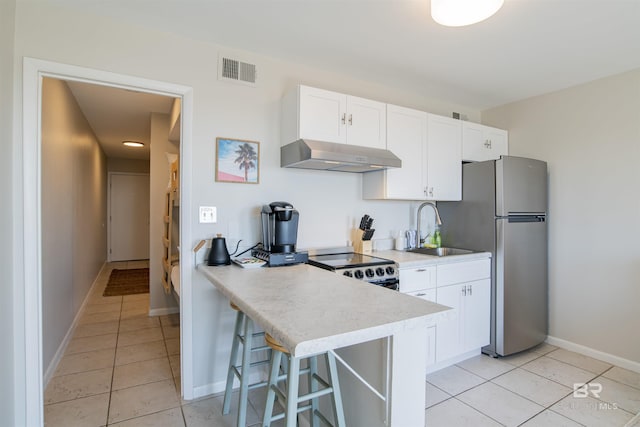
[45,368,112,404]
[426,365,485,396]
[520,409,583,427]
[115,340,168,365]
[531,342,558,355]
[166,337,181,356]
[551,394,634,427]
[425,398,502,427]
[162,323,181,339]
[44,393,109,427]
[522,356,597,388]
[457,354,514,380]
[161,313,181,327]
[109,407,185,426]
[594,376,640,414]
[546,349,612,374]
[123,293,151,303]
[169,354,181,378]
[54,348,115,377]
[86,295,122,306]
[491,368,572,407]
[117,327,164,347]
[108,379,180,424]
[73,320,119,338]
[112,357,173,390]
[66,333,118,355]
[78,310,120,325]
[500,350,543,367]
[83,302,122,315]
[458,381,544,426]
[426,382,451,408]
[603,366,640,390]
[182,393,260,427]
[118,315,161,333]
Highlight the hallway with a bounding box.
[43,261,268,427]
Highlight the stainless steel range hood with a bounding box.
[280,139,401,173]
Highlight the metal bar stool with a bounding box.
[262,333,346,427]
[223,302,271,427]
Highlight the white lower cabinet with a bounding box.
[435,279,490,362]
[400,258,491,371]
[406,289,437,367]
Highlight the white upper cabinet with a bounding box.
[345,95,387,149]
[462,122,508,162]
[363,109,462,201]
[363,104,427,199]
[281,85,386,149]
[425,114,462,201]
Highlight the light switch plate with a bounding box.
[199,206,217,223]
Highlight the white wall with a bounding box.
[0,0,15,424]
[149,113,180,312]
[41,78,108,372]
[12,1,482,399]
[482,69,640,364]
[108,157,150,174]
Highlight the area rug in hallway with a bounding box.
[103,268,150,296]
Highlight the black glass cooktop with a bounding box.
[307,252,394,270]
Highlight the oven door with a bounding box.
[371,278,399,291]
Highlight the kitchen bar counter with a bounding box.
[197,262,450,426]
[197,263,449,357]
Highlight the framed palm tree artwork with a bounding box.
[215,137,260,184]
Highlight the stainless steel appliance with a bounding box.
[252,201,308,266]
[438,156,548,357]
[307,250,399,290]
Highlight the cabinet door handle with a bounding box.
[341,113,346,125]
[416,269,427,272]
[416,293,426,297]
[484,139,492,149]
[468,285,473,296]
[462,287,467,296]
[348,114,353,126]
[429,187,434,197]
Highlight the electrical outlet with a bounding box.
[199,206,217,223]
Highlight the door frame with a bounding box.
[107,172,150,262]
[21,57,195,426]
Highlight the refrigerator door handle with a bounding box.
[506,215,546,223]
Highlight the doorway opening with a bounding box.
[21,58,194,427]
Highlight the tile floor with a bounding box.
[45,261,640,426]
[426,343,640,427]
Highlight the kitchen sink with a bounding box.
[408,247,474,257]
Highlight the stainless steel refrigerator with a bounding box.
[438,156,548,357]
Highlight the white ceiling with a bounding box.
[57,0,640,160]
[66,80,175,160]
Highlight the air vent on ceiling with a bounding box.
[219,55,257,86]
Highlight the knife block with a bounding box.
[352,229,372,254]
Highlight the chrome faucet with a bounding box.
[416,201,443,248]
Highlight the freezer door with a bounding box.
[495,216,548,356]
[496,156,547,216]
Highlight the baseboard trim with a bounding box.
[149,307,180,317]
[546,335,640,374]
[43,262,108,387]
[191,371,264,401]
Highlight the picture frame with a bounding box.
[215,137,260,184]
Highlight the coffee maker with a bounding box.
[252,201,308,266]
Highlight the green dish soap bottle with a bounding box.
[434,226,442,248]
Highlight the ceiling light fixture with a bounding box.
[122,140,144,148]
[431,0,504,27]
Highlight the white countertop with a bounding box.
[373,249,491,269]
[198,263,450,358]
